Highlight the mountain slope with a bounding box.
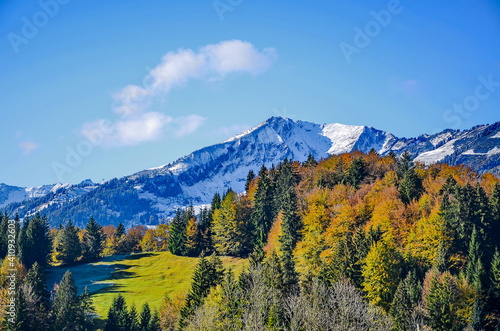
[2,117,500,227]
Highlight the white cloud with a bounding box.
[19,141,38,155]
[83,40,276,147]
[82,113,172,147]
[172,115,207,138]
[112,40,276,116]
[202,40,277,77]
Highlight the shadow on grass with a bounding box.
[126,252,158,260]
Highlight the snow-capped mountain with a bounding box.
[2,117,500,227]
[0,179,97,213]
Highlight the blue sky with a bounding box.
[1,0,500,187]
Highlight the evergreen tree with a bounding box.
[0,213,8,258]
[273,159,298,218]
[56,220,82,265]
[148,310,161,331]
[52,270,85,331]
[25,262,50,307]
[16,216,30,267]
[140,302,151,331]
[399,169,424,205]
[466,226,485,291]
[104,294,128,331]
[81,286,96,330]
[245,169,255,192]
[390,271,421,331]
[433,241,449,272]
[490,183,500,246]
[426,272,463,331]
[167,209,187,256]
[82,217,104,262]
[346,156,367,189]
[6,283,28,331]
[198,207,213,254]
[116,222,125,238]
[17,213,52,269]
[251,165,274,245]
[129,304,140,331]
[490,248,500,312]
[179,253,225,327]
[396,151,413,180]
[454,183,479,254]
[211,192,222,211]
[303,153,317,167]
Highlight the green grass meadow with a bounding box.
[46,252,247,329]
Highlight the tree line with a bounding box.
[2,150,500,330]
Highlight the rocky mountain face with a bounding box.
[2,117,499,227]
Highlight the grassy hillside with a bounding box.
[46,252,247,324]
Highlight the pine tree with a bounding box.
[263,250,284,291]
[7,284,28,331]
[105,294,128,331]
[16,213,52,269]
[426,271,463,331]
[490,248,500,312]
[179,253,225,327]
[116,222,125,238]
[82,217,104,262]
[390,271,421,331]
[490,183,500,245]
[148,310,161,331]
[275,161,300,290]
[167,209,187,256]
[466,226,485,291]
[245,169,255,192]
[433,241,449,272]
[56,220,82,265]
[0,213,8,258]
[22,262,52,330]
[52,270,85,330]
[303,153,317,167]
[346,156,367,189]
[198,207,213,254]
[25,262,50,307]
[251,165,274,245]
[129,304,140,331]
[140,302,151,331]
[81,286,96,330]
[16,216,30,267]
[397,151,412,180]
[399,169,424,205]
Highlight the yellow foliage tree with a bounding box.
[362,237,402,311]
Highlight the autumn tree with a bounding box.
[212,191,246,256]
[362,238,403,311]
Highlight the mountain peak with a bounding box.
[2,118,499,227]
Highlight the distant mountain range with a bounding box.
[2,117,500,227]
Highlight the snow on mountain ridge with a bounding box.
[3,117,500,227]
